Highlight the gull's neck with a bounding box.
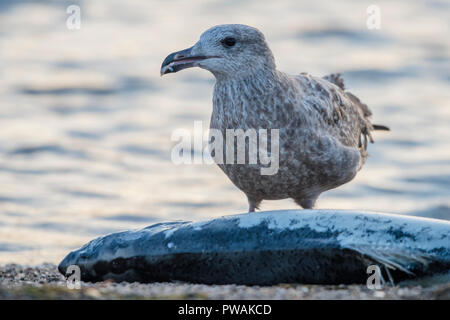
[214,67,279,97]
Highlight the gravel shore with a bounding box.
[0,264,449,300]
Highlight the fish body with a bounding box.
[58,210,450,285]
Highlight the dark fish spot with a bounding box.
[431,247,448,256]
[386,226,417,241]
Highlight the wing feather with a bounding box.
[294,73,385,159]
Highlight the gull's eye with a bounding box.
[221,37,236,48]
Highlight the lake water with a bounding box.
[0,0,449,264]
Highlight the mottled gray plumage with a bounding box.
[161,24,389,212]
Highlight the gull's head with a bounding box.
[160,24,276,79]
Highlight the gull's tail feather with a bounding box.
[373,124,390,131]
[323,73,345,90]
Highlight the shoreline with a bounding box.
[1,264,449,300]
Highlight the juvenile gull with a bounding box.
[161,24,389,212]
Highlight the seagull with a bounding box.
[161,24,389,212]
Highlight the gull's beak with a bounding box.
[160,46,218,76]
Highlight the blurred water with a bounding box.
[0,0,449,264]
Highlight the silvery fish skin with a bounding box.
[58,210,450,285]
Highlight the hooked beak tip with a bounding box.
[160,46,194,76]
[160,64,172,76]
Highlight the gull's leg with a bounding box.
[293,197,317,209]
[247,195,262,213]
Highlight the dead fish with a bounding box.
[58,210,450,285]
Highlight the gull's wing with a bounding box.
[293,72,387,156]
